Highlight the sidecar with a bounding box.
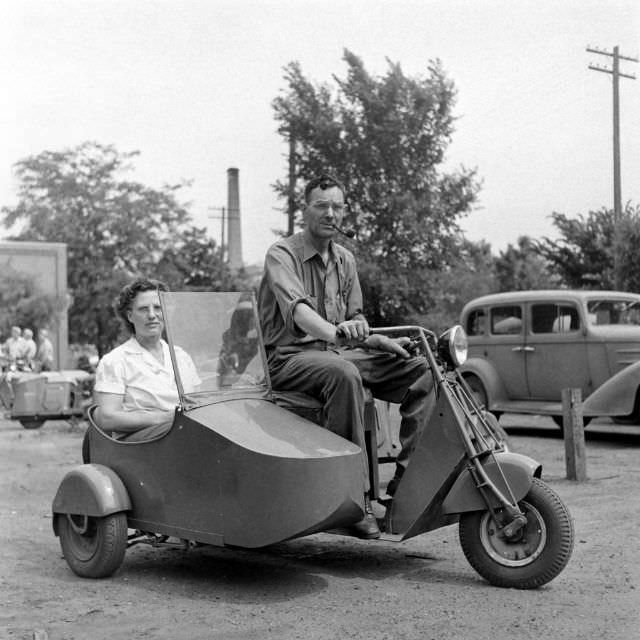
[52,292,571,588]
[0,369,93,429]
[52,292,375,578]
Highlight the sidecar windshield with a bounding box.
[160,291,268,409]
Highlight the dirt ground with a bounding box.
[1,414,639,640]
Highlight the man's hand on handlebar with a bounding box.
[335,318,370,342]
[363,334,412,359]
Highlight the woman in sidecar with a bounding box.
[53,291,574,589]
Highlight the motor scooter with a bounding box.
[52,292,573,588]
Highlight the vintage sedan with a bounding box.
[459,290,640,427]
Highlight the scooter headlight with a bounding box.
[437,325,468,368]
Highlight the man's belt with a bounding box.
[266,340,329,355]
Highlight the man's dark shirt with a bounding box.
[258,232,363,348]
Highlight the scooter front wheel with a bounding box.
[459,478,573,589]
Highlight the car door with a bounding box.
[524,300,592,400]
[485,303,529,399]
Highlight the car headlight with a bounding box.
[437,325,468,368]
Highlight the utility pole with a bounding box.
[287,132,296,236]
[587,45,637,289]
[209,206,226,262]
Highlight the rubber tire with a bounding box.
[82,430,90,463]
[21,419,44,430]
[58,512,128,578]
[612,414,640,425]
[465,375,502,421]
[612,389,640,425]
[552,415,592,430]
[459,477,574,589]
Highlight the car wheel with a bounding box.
[612,415,640,425]
[20,419,44,430]
[551,415,592,431]
[464,375,502,419]
[82,430,90,463]
[58,512,128,578]
[465,375,488,407]
[612,390,640,425]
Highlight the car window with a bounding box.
[531,303,580,334]
[466,308,486,336]
[490,305,522,335]
[587,299,640,326]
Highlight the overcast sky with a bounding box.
[2,0,639,266]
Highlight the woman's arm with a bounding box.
[94,392,175,434]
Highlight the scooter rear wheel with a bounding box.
[58,511,128,578]
[459,478,573,589]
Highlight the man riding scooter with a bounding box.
[258,174,435,539]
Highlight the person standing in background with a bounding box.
[36,329,55,371]
[22,329,37,369]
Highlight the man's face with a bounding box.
[303,185,346,240]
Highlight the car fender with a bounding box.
[52,464,131,535]
[460,357,509,409]
[442,452,542,514]
[583,360,640,417]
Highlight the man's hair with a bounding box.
[115,277,168,334]
[304,173,346,203]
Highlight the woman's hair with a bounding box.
[114,277,168,334]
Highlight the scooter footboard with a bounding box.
[442,452,542,514]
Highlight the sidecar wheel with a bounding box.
[58,511,128,578]
[459,478,573,589]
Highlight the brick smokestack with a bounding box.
[226,167,243,270]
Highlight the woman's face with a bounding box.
[127,290,164,339]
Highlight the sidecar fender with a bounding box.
[52,464,131,535]
[442,452,542,514]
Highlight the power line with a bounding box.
[587,45,638,289]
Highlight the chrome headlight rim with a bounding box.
[437,325,468,368]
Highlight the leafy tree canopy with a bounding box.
[534,204,640,291]
[273,50,481,325]
[423,238,498,331]
[495,236,558,292]
[0,266,65,338]
[1,142,243,354]
[156,225,250,292]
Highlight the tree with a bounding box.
[535,204,640,291]
[272,50,480,325]
[495,236,557,291]
[0,267,65,338]
[156,225,249,292]
[1,142,195,355]
[422,238,497,332]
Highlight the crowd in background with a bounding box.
[0,325,54,372]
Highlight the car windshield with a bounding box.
[160,291,268,409]
[586,299,640,326]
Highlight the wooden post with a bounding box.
[562,388,588,481]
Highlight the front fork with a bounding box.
[449,375,528,539]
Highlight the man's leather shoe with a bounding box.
[350,495,381,539]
